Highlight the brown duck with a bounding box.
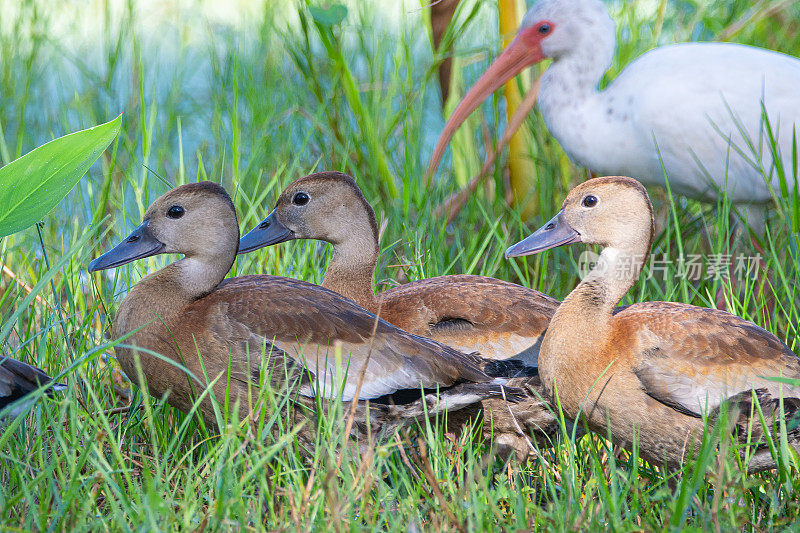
[89,182,522,447]
[237,171,568,455]
[506,175,800,471]
[238,171,558,363]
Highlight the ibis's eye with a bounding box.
[538,23,551,35]
[582,195,598,208]
[166,205,185,219]
[292,192,310,206]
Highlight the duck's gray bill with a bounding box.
[238,209,294,254]
[505,210,581,258]
[88,221,165,272]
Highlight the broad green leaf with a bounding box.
[0,115,122,239]
[309,4,347,27]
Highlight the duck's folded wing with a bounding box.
[622,302,800,416]
[380,275,558,333]
[380,275,558,363]
[198,276,488,400]
[203,313,311,392]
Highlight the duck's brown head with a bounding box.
[89,181,238,272]
[506,176,654,258]
[238,171,378,253]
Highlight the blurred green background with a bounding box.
[2,1,800,528]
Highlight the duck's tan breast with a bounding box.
[540,322,706,468]
[544,300,800,468]
[110,279,279,425]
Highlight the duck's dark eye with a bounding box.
[166,205,185,219]
[538,23,551,35]
[292,192,310,206]
[582,195,598,208]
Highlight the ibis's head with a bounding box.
[518,0,613,61]
[427,0,614,176]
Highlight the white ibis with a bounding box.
[429,0,800,224]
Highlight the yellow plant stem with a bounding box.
[498,0,538,217]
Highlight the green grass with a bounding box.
[1,0,800,529]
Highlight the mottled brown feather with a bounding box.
[618,302,800,415]
[195,276,490,398]
[377,275,559,362]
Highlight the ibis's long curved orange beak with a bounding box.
[426,36,546,178]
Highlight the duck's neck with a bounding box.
[321,218,380,312]
[566,245,648,316]
[539,239,650,396]
[169,253,235,299]
[115,248,236,335]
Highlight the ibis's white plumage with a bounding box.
[434,0,800,219]
[534,0,800,204]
